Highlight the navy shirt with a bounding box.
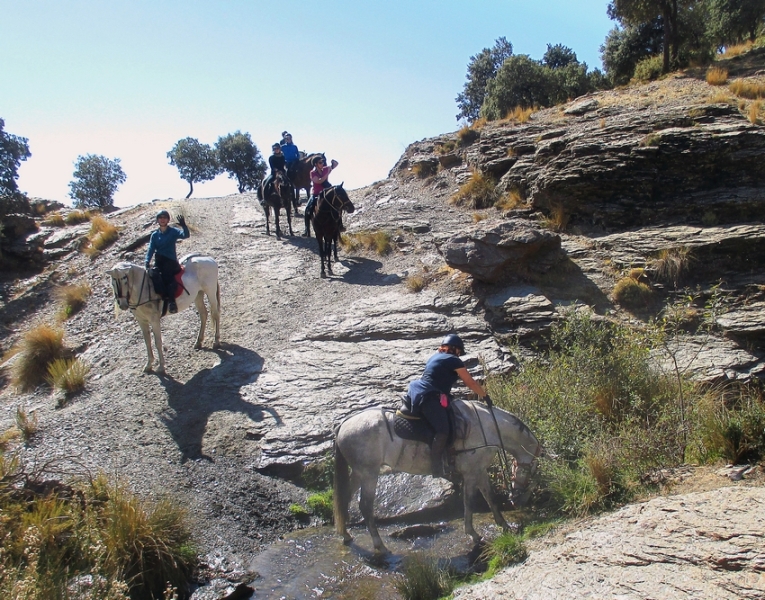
[145,224,189,265]
[281,142,300,163]
[408,352,465,412]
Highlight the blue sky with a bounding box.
[2,1,614,207]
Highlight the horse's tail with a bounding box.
[333,439,351,536]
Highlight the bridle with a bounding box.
[111,266,158,310]
[317,186,352,221]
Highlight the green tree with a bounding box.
[542,43,579,68]
[167,137,220,199]
[601,20,664,85]
[0,118,31,196]
[215,131,266,193]
[707,0,765,45]
[455,37,514,122]
[481,54,553,119]
[68,154,126,209]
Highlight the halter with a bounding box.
[317,186,351,220]
[111,266,159,310]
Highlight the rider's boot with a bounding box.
[303,213,311,237]
[430,433,449,478]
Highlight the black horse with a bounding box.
[311,184,355,278]
[291,152,325,216]
[257,171,294,239]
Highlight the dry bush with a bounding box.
[55,282,92,320]
[706,67,728,86]
[650,247,691,288]
[495,188,525,212]
[435,140,457,154]
[411,161,437,179]
[729,79,765,99]
[11,325,66,391]
[14,406,38,441]
[85,216,119,256]
[456,125,480,146]
[472,212,487,223]
[503,106,534,123]
[341,230,392,255]
[640,133,662,147]
[721,41,754,58]
[449,172,497,209]
[405,273,427,293]
[46,357,89,395]
[65,210,90,225]
[748,100,763,124]
[708,89,734,103]
[42,213,65,227]
[540,204,570,232]
[612,277,653,308]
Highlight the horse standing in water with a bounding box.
[257,171,294,239]
[311,184,355,278]
[107,254,221,373]
[290,152,325,215]
[334,400,543,554]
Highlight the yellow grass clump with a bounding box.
[449,172,498,209]
[85,216,119,256]
[540,204,570,232]
[55,282,92,320]
[46,357,89,395]
[340,230,392,255]
[729,79,765,99]
[42,213,65,227]
[748,100,763,125]
[503,106,535,123]
[706,67,728,86]
[14,406,38,441]
[495,188,525,212]
[411,161,437,179]
[457,125,480,146]
[650,247,691,288]
[65,210,91,225]
[612,276,653,309]
[720,41,754,58]
[11,325,66,391]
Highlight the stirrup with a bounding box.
[169,301,178,314]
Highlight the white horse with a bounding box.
[107,254,221,373]
[334,400,543,554]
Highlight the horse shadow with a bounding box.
[157,343,281,462]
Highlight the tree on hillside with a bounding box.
[167,138,220,199]
[68,154,126,209]
[215,131,266,193]
[481,54,552,120]
[601,20,664,85]
[608,0,699,74]
[707,0,765,45]
[0,118,31,197]
[455,37,514,122]
[542,43,579,69]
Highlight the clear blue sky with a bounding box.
[2,1,614,207]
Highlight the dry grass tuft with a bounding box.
[436,140,457,154]
[748,100,763,124]
[720,41,754,58]
[46,357,89,395]
[449,172,498,209]
[411,161,437,179]
[11,325,66,391]
[706,67,728,86]
[495,189,525,212]
[42,213,66,227]
[650,247,691,288]
[341,230,392,255]
[503,106,535,123]
[599,117,606,129]
[612,276,653,308]
[640,133,662,147]
[457,125,480,146]
[65,210,91,225]
[729,79,765,99]
[85,216,119,256]
[708,89,734,103]
[540,204,570,232]
[55,282,92,320]
[472,212,487,223]
[14,406,38,441]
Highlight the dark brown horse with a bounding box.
[312,184,355,278]
[290,152,325,215]
[257,171,294,239]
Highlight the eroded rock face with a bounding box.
[452,486,765,600]
[440,220,561,283]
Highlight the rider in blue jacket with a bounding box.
[407,334,492,478]
[145,210,189,314]
[280,132,300,183]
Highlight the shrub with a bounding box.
[613,277,653,308]
[65,210,91,225]
[640,133,662,147]
[289,504,309,519]
[405,273,427,293]
[633,55,664,82]
[55,282,92,319]
[456,126,480,146]
[449,172,497,209]
[504,106,535,123]
[46,357,89,395]
[706,67,728,85]
[42,213,66,227]
[650,247,691,288]
[540,204,570,232]
[11,325,66,391]
[306,490,333,522]
[495,188,525,212]
[748,100,763,124]
[481,532,528,577]
[411,161,437,179]
[341,230,392,255]
[729,79,765,99]
[14,406,38,441]
[85,216,119,256]
[394,554,454,600]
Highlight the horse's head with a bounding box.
[510,442,544,507]
[106,262,138,311]
[332,183,355,214]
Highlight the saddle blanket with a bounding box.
[392,406,470,446]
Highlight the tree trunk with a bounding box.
[669,0,679,66]
[662,3,672,73]
[186,181,194,199]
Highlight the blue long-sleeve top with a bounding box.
[145,224,190,265]
[281,142,300,163]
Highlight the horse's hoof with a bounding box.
[342,534,353,545]
[194,342,202,350]
[143,367,153,374]
[213,342,221,349]
[155,366,166,374]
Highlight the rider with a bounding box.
[280,132,300,184]
[303,155,339,237]
[407,334,493,479]
[260,143,287,201]
[144,210,189,314]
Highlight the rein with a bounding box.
[116,267,159,309]
[317,188,345,220]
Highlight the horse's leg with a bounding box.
[151,313,166,374]
[285,202,293,236]
[274,203,282,239]
[461,471,484,544]
[136,317,154,373]
[358,473,387,554]
[318,234,327,278]
[325,237,333,276]
[210,283,221,348]
[333,231,340,262]
[194,291,207,349]
[264,203,271,236]
[477,470,511,532]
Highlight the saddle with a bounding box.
[148,267,186,316]
[393,394,469,447]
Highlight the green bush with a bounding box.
[612,276,653,309]
[633,55,664,82]
[394,554,454,600]
[481,533,527,577]
[306,490,333,522]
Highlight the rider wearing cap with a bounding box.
[279,132,300,184]
[407,334,493,478]
[145,210,189,314]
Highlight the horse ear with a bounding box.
[339,182,344,188]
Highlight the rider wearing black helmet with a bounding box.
[407,333,492,478]
[145,210,189,314]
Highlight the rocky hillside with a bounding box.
[1,51,765,598]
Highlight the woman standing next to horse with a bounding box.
[144,210,189,314]
[407,334,493,478]
[304,155,339,236]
